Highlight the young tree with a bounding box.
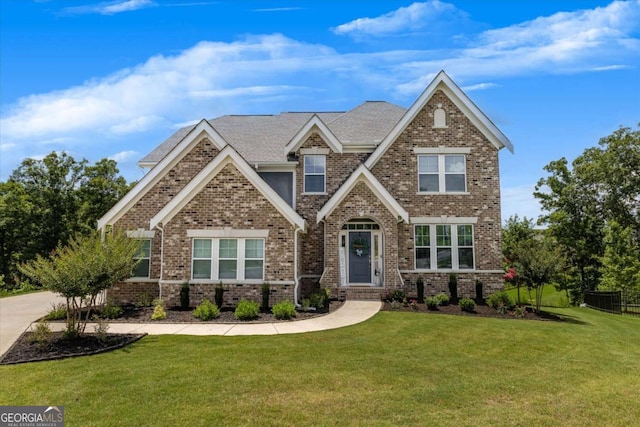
[19,232,141,338]
[502,215,536,305]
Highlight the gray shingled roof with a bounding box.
[139,101,406,165]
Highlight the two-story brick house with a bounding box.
[98,71,513,307]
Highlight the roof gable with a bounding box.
[316,165,409,223]
[365,71,513,169]
[150,146,306,231]
[284,114,343,154]
[97,119,227,230]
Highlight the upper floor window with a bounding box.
[304,155,326,193]
[418,154,466,193]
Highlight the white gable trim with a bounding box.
[284,115,343,154]
[316,165,409,223]
[365,71,513,169]
[97,119,228,230]
[150,146,306,231]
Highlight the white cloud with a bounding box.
[332,1,468,37]
[461,83,499,92]
[252,7,304,13]
[109,150,140,162]
[0,143,16,152]
[501,184,544,224]
[62,0,155,15]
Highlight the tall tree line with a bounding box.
[504,125,640,303]
[0,152,134,288]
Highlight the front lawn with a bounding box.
[2,308,639,426]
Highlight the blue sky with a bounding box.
[1,0,639,222]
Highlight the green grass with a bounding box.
[504,284,569,307]
[2,308,639,426]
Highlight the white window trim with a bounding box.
[414,224,476,271]
[303,154,327,194]
[187,229,269,238]
[191,238,265,282]
[126,229,156,239]
[417,154,468,194]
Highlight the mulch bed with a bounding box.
[0,301,343,365]
[0,332,146,365]
[381,301,562,321]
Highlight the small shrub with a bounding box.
[459,297,476,313]
[214,283,224,308]
[151,302,166,321]
[409,299,418,310]
[135,292,153,308]
[193,298,220,321]
[416,278,425,303]
[448,273,458,303]
[382,289,405,303]
[475,279,484,302]
[301,298,311,310]
[435,293,450,306]
[180,282,190,309]
[486,291,515,313]
[29,320,52,350]
[309,291,325,309]
[272,300,297,320]
[101,300,123,319]
[512,306,527,319]
[389,300,401,310]
[425,296,440,310]
[262,283,270,311]
[234,299,260,320]
[45,303,67,320]
[92,315,110,342]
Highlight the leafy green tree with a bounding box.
[0,152,132,288]
[19,232,141,338]
[502,215,536,304]
[600,221,640,310]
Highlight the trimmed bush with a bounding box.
[151,301,166,321]
[193,299,220,321]
[272,301,297,320]
[435,293,450,306]
[486,291,515,314]
[262,283,270,311]
[416,278,425,303]
[459,297,476,313]
[180,282,190,309]
[45,303,67,321]
[214,283,224,308]
[425,296,440,310]
[234,299,260,320]
[101,300,123,319]
[448,273,458,303]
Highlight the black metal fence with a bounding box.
[585,290,640,317]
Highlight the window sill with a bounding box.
[417,192,470,196]
[125,277,157,282]
[302,192,328,196]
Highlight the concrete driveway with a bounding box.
[0,291,65,356]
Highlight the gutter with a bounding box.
[155,224,165,301]
[293,227,302,308]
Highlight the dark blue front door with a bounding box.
[348,232,371,283]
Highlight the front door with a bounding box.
[348,231,372,283]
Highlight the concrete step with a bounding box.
[344,287,384,301]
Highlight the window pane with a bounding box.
[193,260,211,279]
[445,174,465,192]
[458,248,474,269]
[437,248,452,269]
[219,239,237,258]
[305,175,325,193]
[418,156,438,173]
[133,259,150,278]
[436,225,451,246]
[245,239,264,259]
[244,260,264,280]
[136,239,151,258]
[219,260,237,279]
[193,239,211,258]
[416,248,431,269]
[457,225,473,246]
[304,155,325,174]
[415,225,430,247]
[445,155,465,173]
[419,174,439,192]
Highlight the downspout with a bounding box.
[293,227,302,307]
[155,224,164,301]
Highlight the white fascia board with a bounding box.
[317,165,409,223]
[365,71,513,170]
[284,115,343,154]
[187,229,269,238]
[254,162,298,172]
[126,229,157,238]
[150,146,307,231]
[97,119,228,230]
[413,146,471,154]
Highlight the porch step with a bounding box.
[344,287,384,301]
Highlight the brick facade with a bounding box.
[104,81,509,307]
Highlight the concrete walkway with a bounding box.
[1,291,381,356]
[0,291,66,356]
